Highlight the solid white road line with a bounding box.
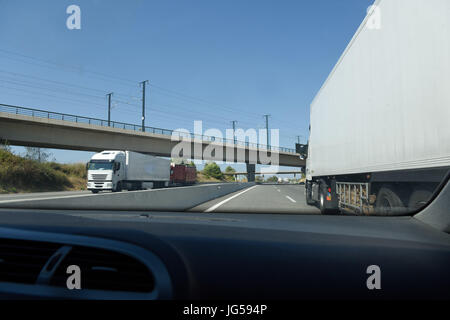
[0,193,98,204]
[204,185,259,213]
[0,183,238,205]
[285,195,297,203]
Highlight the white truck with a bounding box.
[305,0,450,214]
[87,151,170,193]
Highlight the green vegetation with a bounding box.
[224,166,236,182]
[202,162,224,180]
[266,176,279,183]
[0,149,87,193]
[24,147,53,163]
[196,172,222,183]
[197,163,239,182]
[188,161,196,168]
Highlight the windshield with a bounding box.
[0,0,449,217]
[88,162,113,171]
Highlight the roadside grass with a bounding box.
[196,172,222,183]
[0,149,240,193]
[0,149,87,193]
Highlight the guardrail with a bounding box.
[0,103,297,153]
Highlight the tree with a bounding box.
[188,161,196,168]
[266,176,278,183]
[24,147,52,163]
[202,162,223,180]
[255,176,264,183]
[224,166,236,182]
[0,140,11,152]
[225,166,236,173]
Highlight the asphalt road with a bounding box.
[0,184,320,214]
[191,184,321,214]
[0,190,90,202]
[0,183,230,203]
[0,184,220,203]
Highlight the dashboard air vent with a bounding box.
[50,246,155,292]
[0,239,59,284]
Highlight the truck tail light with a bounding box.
[327,187,332,201]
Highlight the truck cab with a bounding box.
[86,151,125,193]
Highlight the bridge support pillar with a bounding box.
[246,163,256,182]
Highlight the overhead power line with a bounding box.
[0,48,136,86]
[0,47,306,139]
[0,69,139,99]
[0,48,278,122]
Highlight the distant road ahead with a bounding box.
[191,184,321,214]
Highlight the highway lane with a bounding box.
[0,190,90,202]
[0,184,223,203]
[0,183,236,203]
[0,184,320,214]
[0,183,254,211]
[190,184,321,214]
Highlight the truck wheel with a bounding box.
[319,190,326,213]
[306,184,315,205]
[408,189,433,211]
[318,183,338,215]
[114,182,122,192]
[319,187,332,214]
[91,190,99,194]
[376,187,405,215]
[318,185,329,214]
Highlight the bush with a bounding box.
[188,161,196,168]
[48,162,87,179]
[225,166,236,174]
[266,176,278,183]
[224,166,236,182]
[0,149,86,192]
[202,162,223,180]
[255,176,264,183]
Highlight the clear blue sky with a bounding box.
[0,0,373,171]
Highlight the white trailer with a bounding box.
[87,151,170,193]
[125,151,170,182]
[305,0,450,214]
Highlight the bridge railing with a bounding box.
[0,103,297,154]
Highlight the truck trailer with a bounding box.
[170,164,196,185]
[87,151,197,193]
[87,151,171,193]
[305,0,450,215]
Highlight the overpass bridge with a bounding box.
[0,104,305,175]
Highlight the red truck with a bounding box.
[170,164,196,186]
